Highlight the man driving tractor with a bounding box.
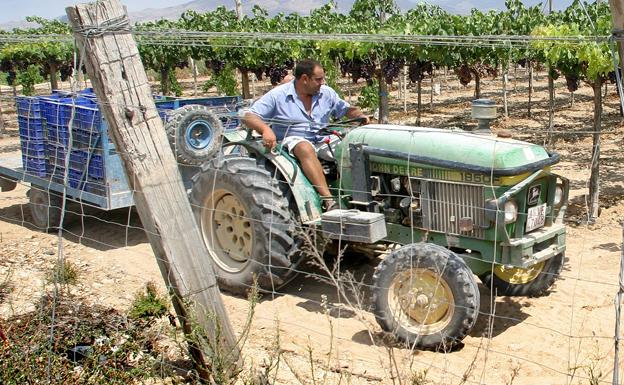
[243,59,369,210]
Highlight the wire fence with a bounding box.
[0,29,623,385]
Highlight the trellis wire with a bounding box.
[0,30,616,47]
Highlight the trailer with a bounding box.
[1,93,242,230]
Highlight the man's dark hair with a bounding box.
[294,59,321,79]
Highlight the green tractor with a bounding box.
[181,104,568,350]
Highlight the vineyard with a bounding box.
[0,0,623,384]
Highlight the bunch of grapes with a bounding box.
[266,66,289,85]
[381,58,405,85]
[339,61,351,78]
[485,64,498,78]
[565,74,579,92]
[251,67,265,81]
[340,59,376,84]
[207,59,225,75]
[516,58,528,68]
[408,61,433,83]
[361,60,377,81]
[59,63,73,82]
[455,65,472,86]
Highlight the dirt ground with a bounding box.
[0,69,623,385]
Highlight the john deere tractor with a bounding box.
[173,102,568,350]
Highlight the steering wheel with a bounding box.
[318,116,369,138]
[338,116,369,126]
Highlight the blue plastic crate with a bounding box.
[51,168,85,189]
[67,169,85,189]
[84,178,107,196]
[47,124,71,146]
[69,150,86,172]
[18,116,46,140]
[47,143,68,168]
[87,154,104,179]
[21,155,47,177]
[49,166,67,181]
[40,97,94,126]
[74,129,101,149]
[20,140,46,158]
[16,96,42,118]
[76,107,101,132]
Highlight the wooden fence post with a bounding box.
[65,0,241,379]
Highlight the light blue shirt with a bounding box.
[249,80,351,142]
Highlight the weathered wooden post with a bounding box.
[65,0,240,379]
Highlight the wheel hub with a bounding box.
[494,261,545,284]
[185,119,213,150]
[202,189,253,272]
[388,268,454,334]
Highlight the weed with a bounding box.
[410,369,429,385]
[0,270,13,303]
[128,281,168,319]
[0,292,183,384]
[47,260,79,286]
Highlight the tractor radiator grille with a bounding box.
[422,181,486,239]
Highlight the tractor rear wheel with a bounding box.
[479,253,564,297]
[372,243,479,351]
[190,156,298,295]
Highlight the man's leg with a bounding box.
[292,141,332,198]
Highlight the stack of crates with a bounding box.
[16,92,242,197]
[16,96,48,177]
[39,96,105,192]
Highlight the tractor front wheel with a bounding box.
[190,156,298,295]
[372,243,480,351]
[479,253,564,297]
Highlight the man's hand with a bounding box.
[262,129,277,150]
[359,115,370,125]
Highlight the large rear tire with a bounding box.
[479,253,564,297]
[372,243,480,350]
[190,156,298,295]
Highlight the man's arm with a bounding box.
[345,106,370,125]
[243,112,277,150]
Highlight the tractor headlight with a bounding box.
[553,184,564,207]
[504,200,518,224]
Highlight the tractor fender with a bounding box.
[222,134,323,223]
[264,150,323,223]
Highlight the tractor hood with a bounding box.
[336,125,557,175]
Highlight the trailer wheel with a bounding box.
[29,188,63,232]
[372,243,480,351]
[166,105,224,165]
[190,156,299,295]
[479,253,564,297]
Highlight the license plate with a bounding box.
[525,203,546,232]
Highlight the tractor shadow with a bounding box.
[273,252,535,349]
[469,286,531,340]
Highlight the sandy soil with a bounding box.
[0,69,623,385]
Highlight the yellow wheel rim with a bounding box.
[201,189,253,272]
[387,268,454,335]
[493,261,545,284]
